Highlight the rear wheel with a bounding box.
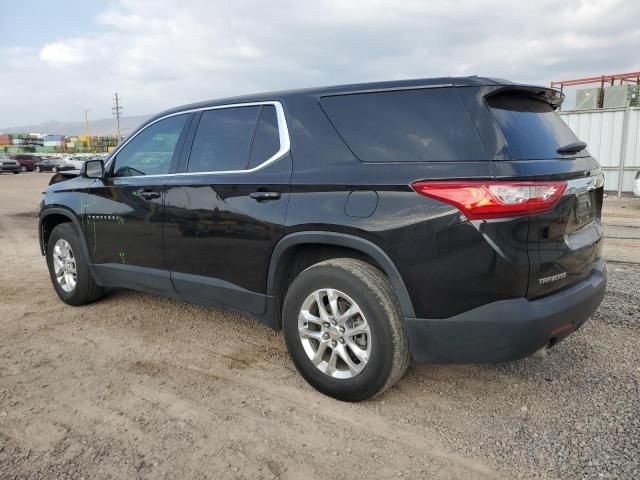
[283,258,409,401]
[52,166,58,173]
[13,170,19,174]
[35,166,41,173]
[46,223,105,306]
[20,165,26,172]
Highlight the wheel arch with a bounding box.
[39,207,102,284]
[267,232,415,330]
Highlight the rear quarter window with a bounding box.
[319,88,487,163]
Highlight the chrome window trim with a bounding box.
[565,172,605,195]
[105,100,290,178]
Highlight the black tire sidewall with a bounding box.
[283,265,396,401]
[46,223,93,306]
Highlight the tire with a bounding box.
[35,166,41,173]
[20,165,26,172]
[13,170,19,174]
[283,258,410,401]
[52,166,58,173]
[46,223,105,306]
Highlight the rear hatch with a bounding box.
[485,88,604,298]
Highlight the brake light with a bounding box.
[411,181,566,220]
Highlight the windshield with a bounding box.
[487,91,586,160]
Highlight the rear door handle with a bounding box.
[250,191,281,201]
[138,190,161,200]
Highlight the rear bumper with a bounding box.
[0,166,19,172]
[405,260,607,363]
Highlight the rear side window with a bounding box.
[320,88,487,162]
[187,106,260,172]
[248,105,280,169]
[487,91,582,159]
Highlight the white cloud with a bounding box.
[2,0,640,127]
[40,42,85,65]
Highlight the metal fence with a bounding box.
[559,106,640,195]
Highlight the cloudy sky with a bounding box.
[1,0,639,127]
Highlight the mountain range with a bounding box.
[0,115,150,137]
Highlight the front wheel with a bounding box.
[283,258,410,402]
[35,166,41,173]
[20,165,27,172]
[46,223,105,306]
[52,166,58,173]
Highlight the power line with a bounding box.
[112,93,123,141]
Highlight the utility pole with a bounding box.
[112,92,123,141]
[617,89,632,198]
[83,109,91,151]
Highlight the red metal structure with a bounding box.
[551,71,640,108]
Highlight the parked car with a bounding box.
[62,155,88,170]
[10,153,39,172]
[634,170,640,197]
[39,77,606,401]
[35,158,75,173]
[0,154,20,174]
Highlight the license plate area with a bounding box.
[574,191,595,226]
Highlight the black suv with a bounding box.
[39,77,606,401]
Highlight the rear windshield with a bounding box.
[487,91,584,159]
[320,88,487,163]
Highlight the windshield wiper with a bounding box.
[557,141,587,155]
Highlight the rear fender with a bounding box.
[267,232,415,329]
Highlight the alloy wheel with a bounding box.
[298,288,372,379]
[52,239,77,293]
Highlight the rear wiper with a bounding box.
[557,141,587,155]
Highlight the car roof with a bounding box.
[149,75,538,121]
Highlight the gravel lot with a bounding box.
[0,173,638,479]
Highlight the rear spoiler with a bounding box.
[484,85,564,110]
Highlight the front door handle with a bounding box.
[138,190,161,200]
[250,191,281,201]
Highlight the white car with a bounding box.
[634,170,640,197]
[62,156,87,170]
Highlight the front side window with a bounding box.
[187,106,260,173]
[113,114,188,177]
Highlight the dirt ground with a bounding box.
[1,173,638,479]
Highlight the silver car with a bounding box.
[0,154,20,174]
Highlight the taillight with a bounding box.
[411,181,566,220]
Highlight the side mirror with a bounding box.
[83,159,104,178]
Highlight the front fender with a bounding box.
[39,206,103,285]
